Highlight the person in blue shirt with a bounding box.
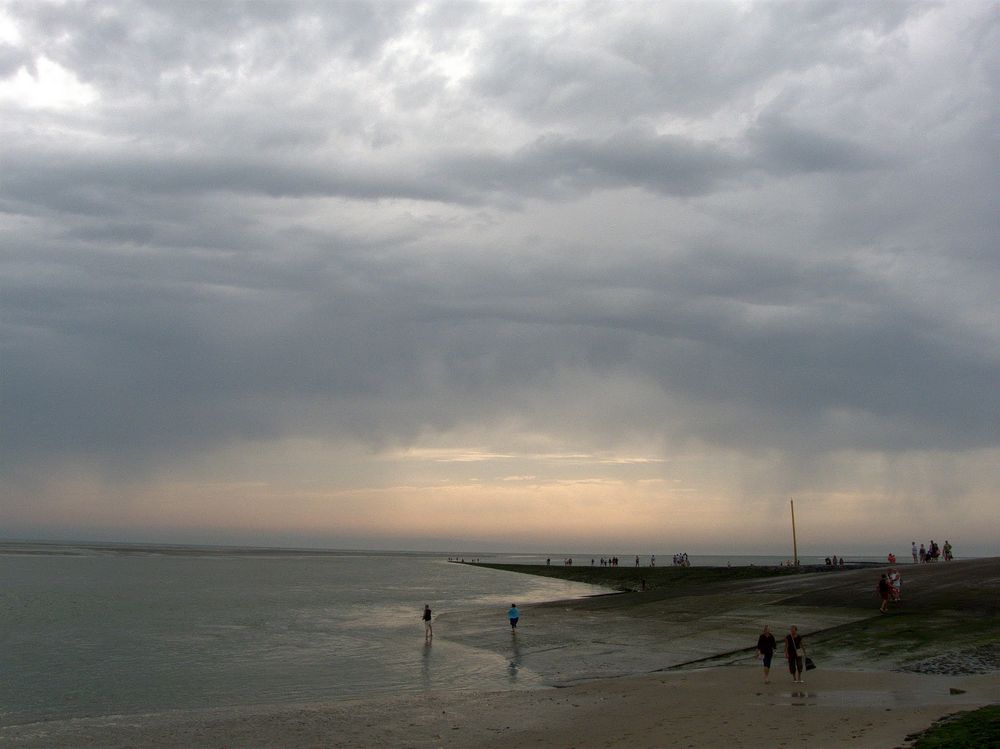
[507,604,519,633]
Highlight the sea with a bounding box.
[0,542,883,728]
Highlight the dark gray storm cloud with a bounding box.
[2,0,998,495]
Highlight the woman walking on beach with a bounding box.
[508,603,520,633]
[784,625,805,684]
[756,625,776,683]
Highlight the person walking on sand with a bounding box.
[878,573,891,613]
[422,604,433,641]
[508,604,520,633]
[912,541,918,564]
[784,625,805,683]
[756,625,776,683]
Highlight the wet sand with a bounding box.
[3,557,998,748]
[5,668,997,748]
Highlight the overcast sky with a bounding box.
[2,0,998,554]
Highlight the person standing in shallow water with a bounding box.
[422,604,433,641]
[756,625,776,683]
[784,625,805,684]
[507,603,520,633]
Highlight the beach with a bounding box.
[3,557,998,748]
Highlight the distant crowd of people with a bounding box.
[824,555,846,566]
[595,556,656,567]
[878,537,956,614]
[580,552,685,566]
[552,555,670,567]
[912,540,953,563]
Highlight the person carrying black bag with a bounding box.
[784,625,805,683]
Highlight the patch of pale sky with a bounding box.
[398,448,516,463]
[0,9,19,43]
[0,55,97,109]
[5,440,995,553]
[391,447,662,465]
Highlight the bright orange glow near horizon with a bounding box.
[5,437,997,556]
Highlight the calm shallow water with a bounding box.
[0,546,605,727]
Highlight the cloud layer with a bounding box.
[2,1,998,551]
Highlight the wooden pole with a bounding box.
[790,498,799,567]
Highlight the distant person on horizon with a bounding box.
[912,541,918,563]
[943,540,953,561]
[756,625,776,683]
[422,604,433,641]
[919,543,926,563]
[784,625,805,683]
[508,604,519,633]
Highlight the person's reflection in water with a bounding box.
[508,633,521,683]
[421,638,432,689]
